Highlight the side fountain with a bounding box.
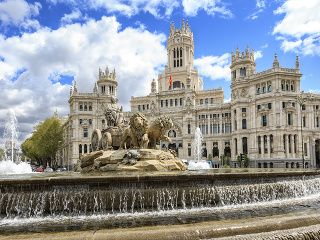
[188,127,212,170]
[1,110,320,239]
[0,109,32,174]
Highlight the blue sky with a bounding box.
[0,0,320,148]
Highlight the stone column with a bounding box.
[285,134,289,159]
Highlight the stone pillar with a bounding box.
[285,135,289,159]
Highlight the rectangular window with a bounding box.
[282,102,285,108]
[170,99,173,106]
[288,113,292,125]
[222,123,224,133]
[89,119,92,124]
[206,125,208,134]
[202,115,205,119]
[175,99,178,106]
[80,119,82,124]
[211,98,213,104]
[202,125,205,134]
[161,100,163,108]
[242,108,246,113]
[303,116,306,127]
[213,124,217,133]
[200,99,203,105]
[205,98,208,104]
[210,124,212,134]
[79,104,83,111]
[143,105,145,110]
[242,119,247,129]
[188,124,191,134]
[174,60,176,67]
[84,128,88,138]
[188,148,191,157]
[225,123,230,133]
[304,143,308,156]
[268,103,272,109]
[213,114,216,118]
[180,59,183,66]
[262,115,267,127]
[180,98,183,105]
[138,105,141,111]
[166,100,168,107]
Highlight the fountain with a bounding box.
[188,127,212,170]
[1,113,320,239]
[1,109,32,174]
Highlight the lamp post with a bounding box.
[295,91,312,169]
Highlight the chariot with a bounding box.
[91,125,129,151]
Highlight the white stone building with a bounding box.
[61,20,320,169]
[61,68,121,169]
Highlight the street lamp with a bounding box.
[295,91,312,169]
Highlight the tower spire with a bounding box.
[273,53,279,68]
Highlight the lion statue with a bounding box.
[120,112,149,149]
[148,115,173,149]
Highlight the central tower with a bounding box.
[157,20,203,92]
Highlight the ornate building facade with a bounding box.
[129,20,320,169]
[61,20,320,169]
[61,68,122,169]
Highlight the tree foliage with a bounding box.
[220,153,230,168]
[21,118,63,166]
[237,154,250,168]
[0,148,4,161]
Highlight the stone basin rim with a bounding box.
[0,170,319,186]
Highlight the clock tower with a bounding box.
[157,20,203,92]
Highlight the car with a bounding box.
[36,167,43,172]
[44,167,53,172]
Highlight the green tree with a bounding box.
[0,148,4,161]
[21,118,63,167]
[220,153,231,168]
[243,154,250,168]
[237,154,242,168]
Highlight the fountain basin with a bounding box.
[1,170,320,237]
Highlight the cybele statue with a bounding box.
[76,106,187,172]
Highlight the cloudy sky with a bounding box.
[1,0,320,149]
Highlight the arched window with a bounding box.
[79,104,83,111]
[79,144,82,154]
[257,88,261,94]
[263,162,268,168]
[270,135,273,153]
[258,136,261,154]
[89,105,92,111]
[177,48,179,58]
[84,144,87,154]
[173,48,176,58]
[180,48,182,58]
[268,85,272,91]
[84,104,87,111]
[263,86,266,93]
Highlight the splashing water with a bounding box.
[1,109,32,174]
[188,127,211,169]
[3,109,19,162]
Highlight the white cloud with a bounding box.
[256,0,266,9]
[261,43,268,48]
[0,0,41,29]
[47,0,232,19]
[273,0,320,55]
[246,0,266,20]
[61,9,82,25]
[0,16,167,148]
[182,0,233,18]
[255,50,263,60]
[194,53,231,81]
